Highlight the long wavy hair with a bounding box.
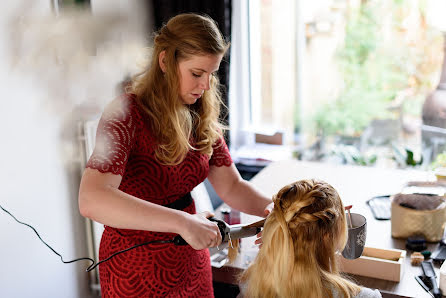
[240,179,361,298]
[130,13,229,165]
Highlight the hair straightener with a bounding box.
[173,217,266,246]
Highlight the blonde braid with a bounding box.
[240,179,361,298]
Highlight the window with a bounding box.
[230,0,444,169]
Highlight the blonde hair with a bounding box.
[240,179,361,298]
[130,13,229,165]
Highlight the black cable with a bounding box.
[85,239,173,272]
[0,204,174,272]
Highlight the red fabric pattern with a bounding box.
[209,136,233,167]
[86,94,232,297]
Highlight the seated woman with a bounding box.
[239,179,381,298]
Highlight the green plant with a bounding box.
[331,145,378,166]
[392,144,423,167]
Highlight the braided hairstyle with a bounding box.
[240,179,361,298]
[130,13,229,165]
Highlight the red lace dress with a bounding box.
[86,94,232,297]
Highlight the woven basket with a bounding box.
[391,194,446,242]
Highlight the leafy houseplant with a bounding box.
[392,145,423,167]
[331,144,378,166]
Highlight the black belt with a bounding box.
[163,193,193,210]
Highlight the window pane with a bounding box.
[248,0,444,168]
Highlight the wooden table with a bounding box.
[211,160,442,298]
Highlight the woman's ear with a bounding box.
[159,50,167,73]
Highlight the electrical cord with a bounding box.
[0,204,175,272]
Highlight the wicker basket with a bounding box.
[391,193,446,242]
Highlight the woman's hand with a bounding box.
[179,211,222,250]
[263,202,274,217]
[254,202,274,247]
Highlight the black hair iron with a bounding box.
[173,217,266,245]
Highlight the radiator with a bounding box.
[78,118,102,294]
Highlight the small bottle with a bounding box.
[221,207,231,223]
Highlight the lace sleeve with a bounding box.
[86,96,138,176]
[209,136,233,167]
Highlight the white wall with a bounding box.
[0,1,150,297]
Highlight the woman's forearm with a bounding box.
[78,169,223,250]
[222,180,272,217]
[79,185,187,234]
[207,164,272,217]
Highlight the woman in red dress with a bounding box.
[78,13,273,297]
